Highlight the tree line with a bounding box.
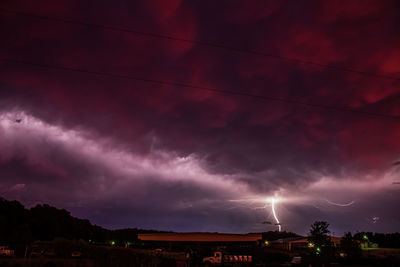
[0,197,168,251]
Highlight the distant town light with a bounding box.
[264,240,269,246]
[308,242,314,248]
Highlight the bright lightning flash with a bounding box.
[269,197,281,232]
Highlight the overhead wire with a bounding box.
[0,7,399,121]
[2,58,399,121]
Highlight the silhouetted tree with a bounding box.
[0,196,171,250]
[308,221,333,256]
[0,197,32,253]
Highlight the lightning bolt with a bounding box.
[325,199,355,207]
[271,198,281,232]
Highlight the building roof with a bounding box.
[270,236,342,244]
[138,232,262,242]
[269,237,305,243]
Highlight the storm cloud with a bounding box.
[1,0,400,234]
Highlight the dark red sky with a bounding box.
[1,0,400,234]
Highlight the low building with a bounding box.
[138,232,262,250]
[360,241,378,249]
[139,233,262,242]
[269,237,306,251]
[269,236,342,251]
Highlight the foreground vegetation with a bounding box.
[0,197,169,257]
[1,197,400,266]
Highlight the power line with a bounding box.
[0,7,399,82]
[2,58,399,121]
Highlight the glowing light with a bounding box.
[271,198,281,232]
[372,216,379,224]
[308,243,314,248]
[264,240,269,246]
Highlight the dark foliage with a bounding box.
[308,221,335,257]
[0,197,169,249]
[308,221,330,247]
[354,232,400,248]
[30,204,94,241]
[0,198,32,245]
[340,232,361,258]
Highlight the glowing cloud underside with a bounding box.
[1,110,397,233]
[0,110,248,197]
